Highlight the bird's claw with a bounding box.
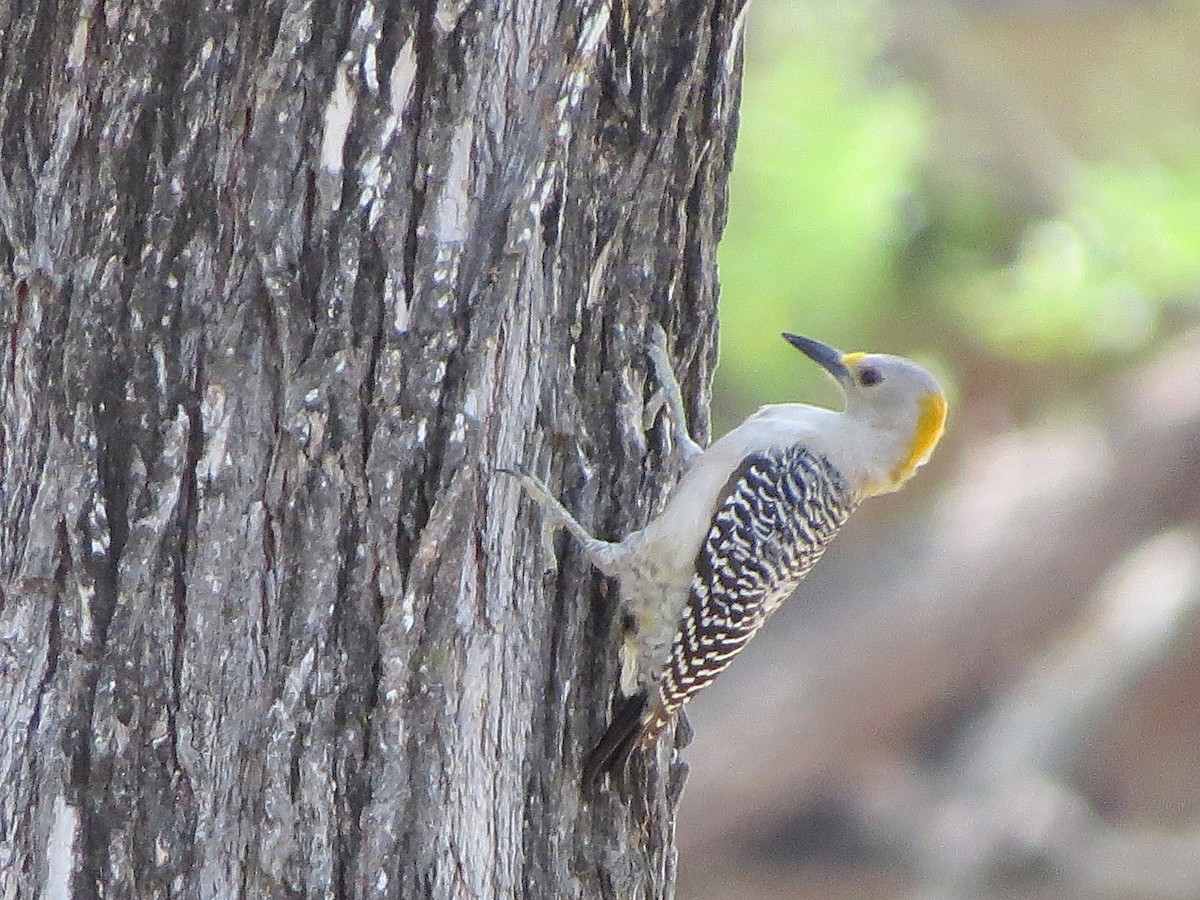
[498,465,567,572]
[644,323,704,466]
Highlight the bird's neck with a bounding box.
[830,395,947,499]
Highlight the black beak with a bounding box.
[782,333,852,384]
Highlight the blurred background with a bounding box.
[675,0,1200,897]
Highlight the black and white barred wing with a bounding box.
[642,444,855,742]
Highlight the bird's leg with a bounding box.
[646,323,704,466]
[499,467,631,578]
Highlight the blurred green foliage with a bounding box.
[717,4,928,418]
[714,0,1200,429]
[956,162,1200,357]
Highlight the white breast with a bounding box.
[607,403,851,690]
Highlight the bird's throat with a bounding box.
[890,392,948,486]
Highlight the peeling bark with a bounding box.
[0,1,746,897]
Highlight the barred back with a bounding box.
[641,444,855,742]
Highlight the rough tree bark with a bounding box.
[0,1,746,897]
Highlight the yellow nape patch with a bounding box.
[891,392,948,484]
[841,351,868,367]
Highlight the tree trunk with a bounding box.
[0,1,745,897]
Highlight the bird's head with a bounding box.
[783,333,948,497]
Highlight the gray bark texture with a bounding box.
[0,0,746,897]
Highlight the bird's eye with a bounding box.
[858,366,882,387]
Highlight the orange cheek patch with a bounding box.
[892,392,948,482]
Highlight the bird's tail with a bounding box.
[583,691,648,788]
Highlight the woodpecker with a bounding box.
[505,326,947,786]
